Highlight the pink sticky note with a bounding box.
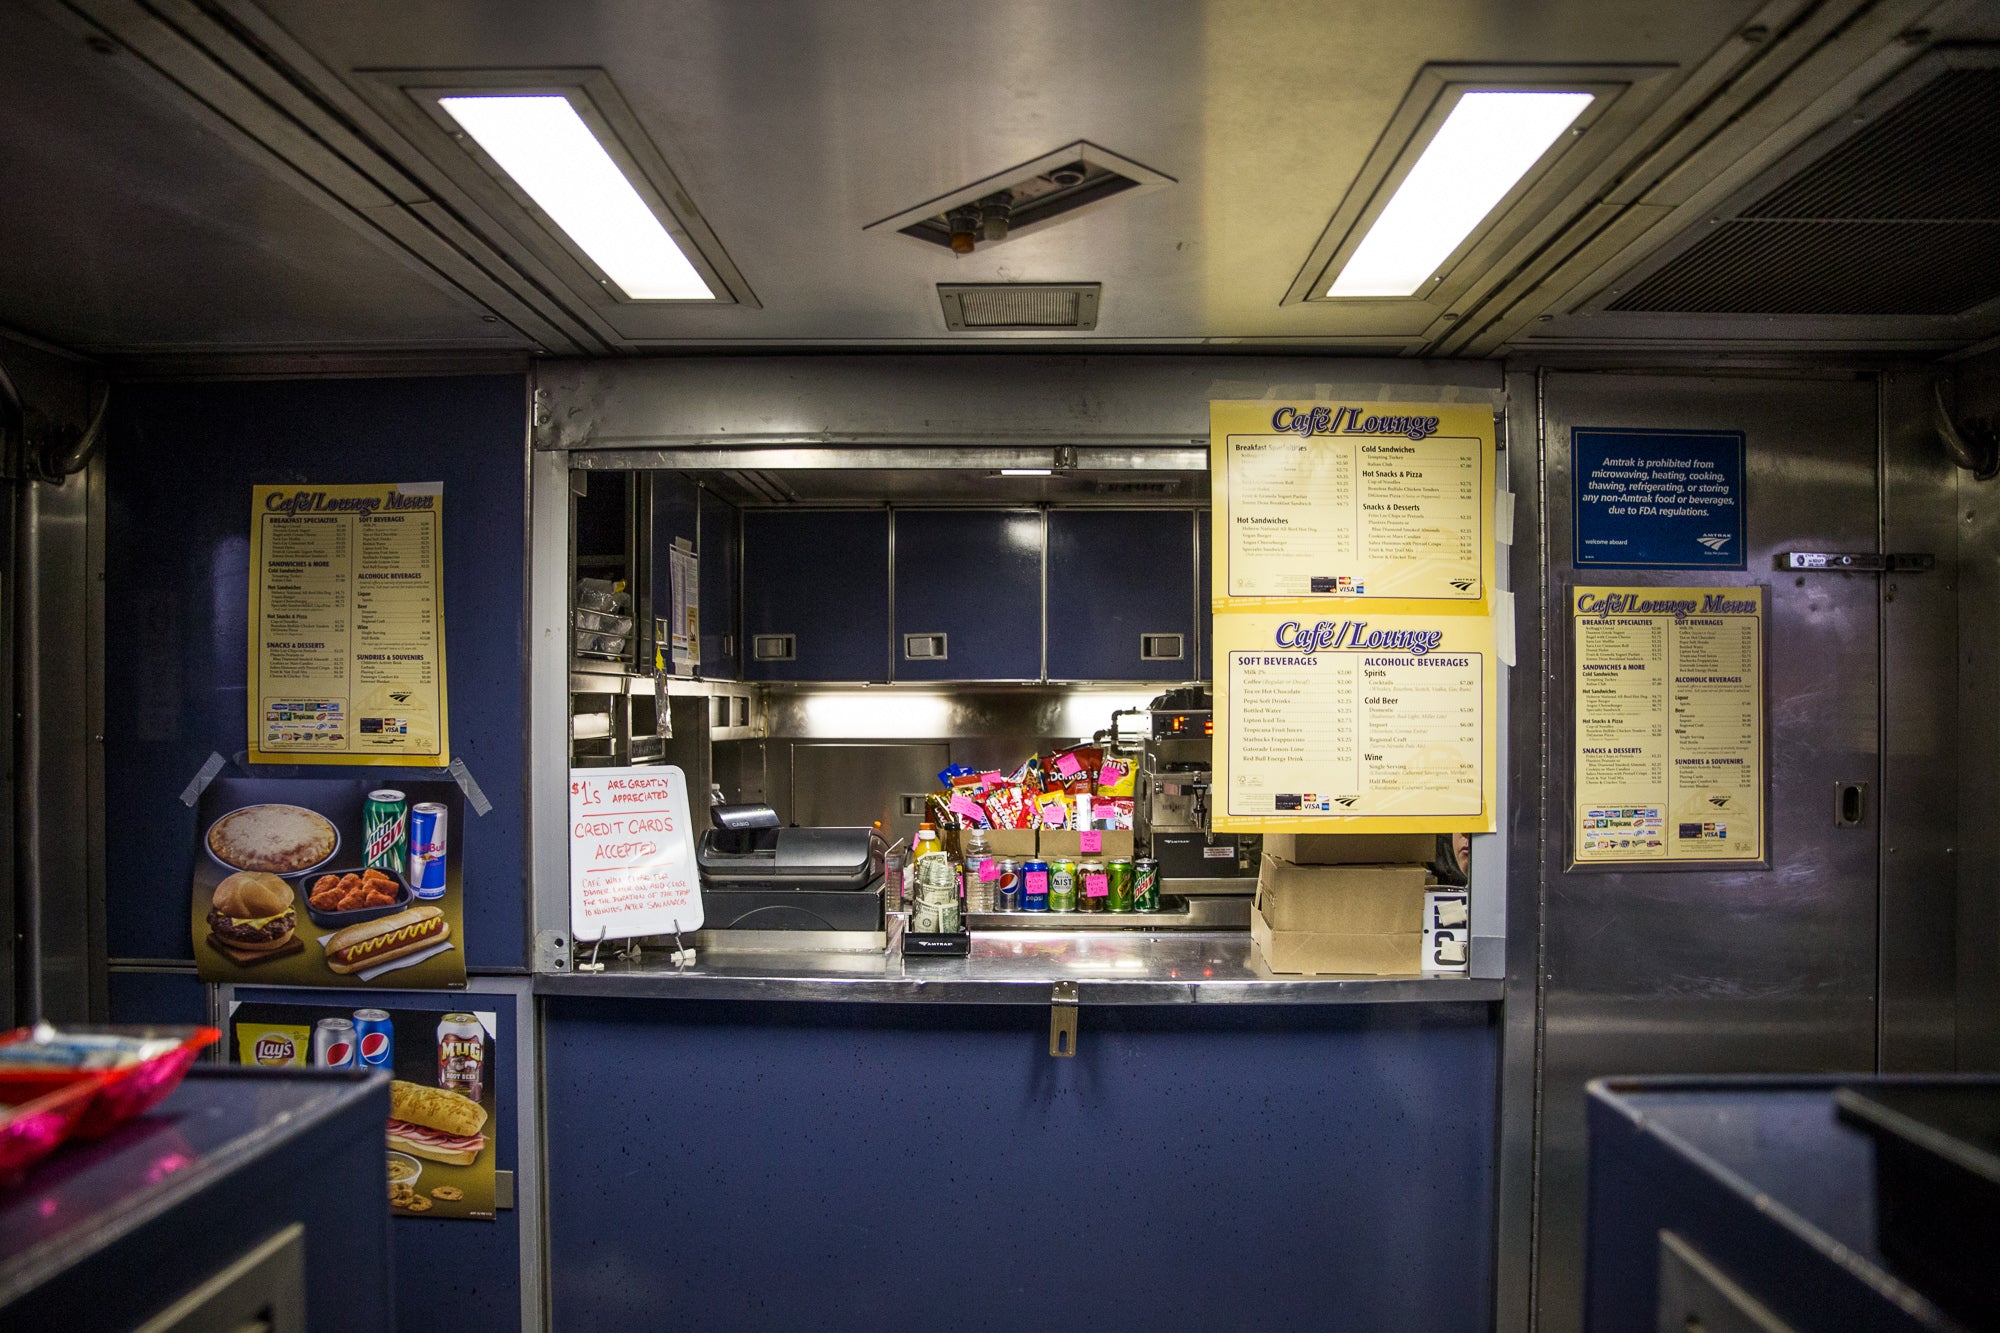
[978,857,999,882]
[1100,760,1127,783]
[1054,753,1083,777]
[1038,799,1067,828]
[978,770,1006,789]
[1085,873,1108,897]
[1079,830,1103,854]
[948,793,984,821]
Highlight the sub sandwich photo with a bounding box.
[386,1079,488,1166]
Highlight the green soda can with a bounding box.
[1048,861,1078,912]
[1106,859,1135,913]
[363,789,408,874]
[1133,857,1161,912]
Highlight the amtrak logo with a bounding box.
[1334,795,1359,808]
[1449,578,1475,592]
[1696,534,1733,553]
[1708,796,1730,808]
[389,690,412,703]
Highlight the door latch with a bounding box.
[1781,551,1934,572]
[1049,981,1079,1057]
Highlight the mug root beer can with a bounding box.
[437,1013,485,1102]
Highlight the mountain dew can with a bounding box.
[363,790,408,873]
[1133,857,1161,912]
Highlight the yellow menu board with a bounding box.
[1210,401,1496,604]
[1571,586,1765,865]
[248,483,450,765]
[1211,609,1497,833]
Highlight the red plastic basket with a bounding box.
[0,1076,107,1186]
[0,1026,220,1140]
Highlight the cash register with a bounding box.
[696,803,887,931]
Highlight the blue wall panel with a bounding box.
[1046,510,1196,680]
[107,969,209,1024]
[544,999,1496,1331]
[244,985,526,1331]
[698,489,740,679]
[741,509,889,681]
[893,508,1043,680]
[105,376,528,969]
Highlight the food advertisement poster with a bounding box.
[569,765,701,942]
[248,482,449,766]
[192,776,466,987]
[1571,585,1766,866]
[1210,400,1496,604]
[229,1000,497,1220]
[1211,609,1496,833]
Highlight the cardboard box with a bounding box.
[972,829,1039,858]
[1249,855,1431,976]
[1259,833,1440,866]
[1036,829,1135,861]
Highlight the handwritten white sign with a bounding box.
[569,765,702,939]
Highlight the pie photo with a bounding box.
[206,803,338,876]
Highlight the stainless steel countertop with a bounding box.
[534,930,1503,1005]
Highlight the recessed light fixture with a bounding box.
[999,468,1054,476]
[438,94,714,300]
[1327,90,1593,297]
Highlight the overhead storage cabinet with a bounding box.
[742,509,891,681]
[893,508,1044,681]
[1046,509,1197,681]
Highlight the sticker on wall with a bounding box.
[1571,429,1745,569]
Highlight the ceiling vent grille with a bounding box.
[940,283,1101,330]
[1609,63,2000,316]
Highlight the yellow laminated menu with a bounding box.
[1212,609,1496,832]
[247,483,450,765]
[1571,586,1765,864]
[1209,400,1499,834]
[1211,401,1495,603]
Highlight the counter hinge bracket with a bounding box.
[1780,551,1934,573]
[1049,981,1079,1057]
[535,929,571,972]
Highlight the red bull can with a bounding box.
[353,1009,394,1069]
[407,802,449,899]
[312,1017,356,1069]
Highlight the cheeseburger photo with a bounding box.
[206,871,297,954]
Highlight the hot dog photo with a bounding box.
[230,1000,498,1221]
[192,776,467,988]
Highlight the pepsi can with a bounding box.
[312,1017,356,1069]
[353,1009,394,1069]
[407,802,449,900]
[1020,858,1050,912]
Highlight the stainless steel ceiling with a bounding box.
[6,0,1998,363]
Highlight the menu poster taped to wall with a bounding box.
[570,765,702,942]
[1211,610,1497,833]
[248,482,449,766]
[229,1000,497,1221]
[1210,401,1496,603]
[1571,586,1766,866]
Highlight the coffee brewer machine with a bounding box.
[1133,687,1260,885]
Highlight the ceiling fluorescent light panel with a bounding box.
[439,93,715,301]
[1328,89,1593,298]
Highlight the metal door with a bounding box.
[1535,372,1882,1331]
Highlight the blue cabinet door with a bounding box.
[1197,508,1212,681]
[1046,510,1197,681]
[742,510,890,681]
[893,509,1043,681]
[699,489,740,679]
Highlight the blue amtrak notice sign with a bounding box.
[1572,428,1745,569]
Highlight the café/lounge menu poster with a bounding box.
[1210,401,1496,604]
[1211,610,1496,833]
[1571,585,1766,866]
[248,482,449,766]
